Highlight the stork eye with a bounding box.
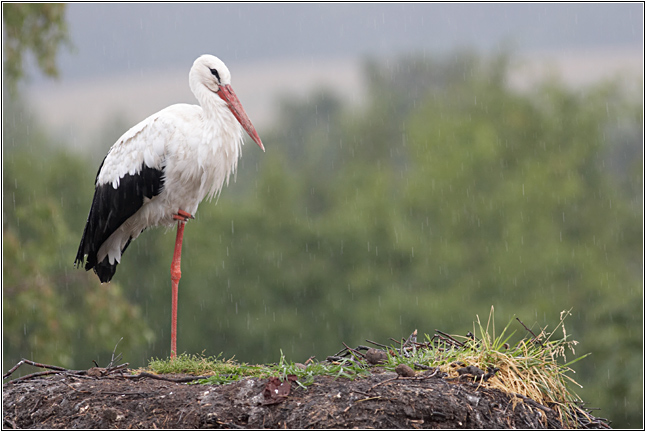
[209,68,221,83]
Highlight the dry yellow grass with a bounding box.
[421,307,588,426]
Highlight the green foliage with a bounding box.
[2,50,641,427]
[2,3,71,91]
[3,97,154,369]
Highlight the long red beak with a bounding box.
[217,84,265,151]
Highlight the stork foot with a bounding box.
[173,209,195,222]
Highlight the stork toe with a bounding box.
[173,209,195,222]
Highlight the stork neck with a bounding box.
[191,86,223,118]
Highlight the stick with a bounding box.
[4,359,69,379]
[435,330,464,347]
[514,393,554,414]
[365,339,388,349]
[516,318,545,346]
[435,334,461,348]
[3,356,130,385]
[5,370,61,385]
[342,342,366,362]
[413,363,437,372]
[121,371,211,383]
[367,376,398,392]
[107,338,124,369]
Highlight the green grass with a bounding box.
[145,308,589,427]
[146,350,371,387]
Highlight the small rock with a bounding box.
[395,364,416,377]
[86,367,107,377]
[365,348,388,365]
[456,365,485,377]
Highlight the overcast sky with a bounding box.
[39,3,643,81]
[20,3,644,149]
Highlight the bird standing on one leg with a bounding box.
[74,54,265,358]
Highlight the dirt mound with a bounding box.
[3,368,606,429]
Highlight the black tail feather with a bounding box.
[85,237,133,283]
[92,258,119,283]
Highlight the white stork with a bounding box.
[74,54,264,358]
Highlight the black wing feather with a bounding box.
[75,160,164,282]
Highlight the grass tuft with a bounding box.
[378,307,588,426]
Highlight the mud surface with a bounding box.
[3,369,605,429]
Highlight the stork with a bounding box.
[74,54,264,358]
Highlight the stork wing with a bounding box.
[74,110,177,281]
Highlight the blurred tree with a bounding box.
[2,3,156,369]
[3,96,154,369]
[2,3,71,92]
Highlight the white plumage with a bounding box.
[95,101,241,267]
[76,54,264,283]
[76,54,264,358]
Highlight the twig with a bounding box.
[3,360,25,379]
[367,376,398,392]
[107,338,124,369]
[398,374,438,382]
[343,395,383,412]
[332,346,350,357]
[107,363,130,373]
[5,370,60,385]
[365,339,388,349]
[388,337,411,357]
[121,371,211,383]
[341,343,366,362]
[367,370,437,393]
[61,381,92,393]
[413,363,437,371]
[516,317,537,337]
[4,359,68,379]
[435,333,461,349]
[435,330,465,347]
[404,329,418,345]
[514,393,554,414]
[3,356,130,385]
[325,355,346,363]
[515,318,544,346]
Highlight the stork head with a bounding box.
[190,55,264,151]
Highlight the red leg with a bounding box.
[170,219,186,359]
